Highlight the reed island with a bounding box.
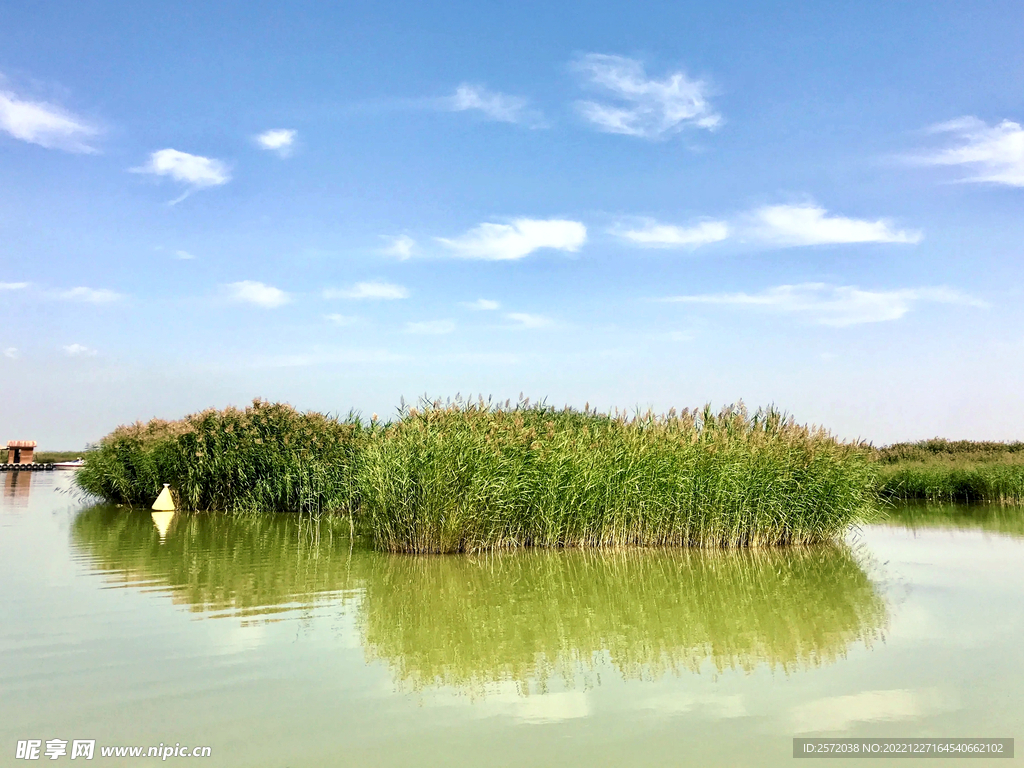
[75,397,882,553]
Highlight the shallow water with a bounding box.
[2,473,1022,766]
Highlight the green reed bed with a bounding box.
[75,399,368,514]
[875,439,1024,504]
[77,397,878,551]
[357,399,877,553]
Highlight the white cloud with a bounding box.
[573,54,720,139]
[256,128,296,156]
[0,88,98,152]
[174,250,197,260]
[1,282,29,291]
[438,218,587,260]
[63,343,97,357]
[381,235,416,259]
[615,219,729,248]
[462,298,500,311]
[662,283,986,326]
[449,84,541,126]
[58,286,122,304]
[324,281,409,300]
[3,347,18,359]
[324,313,358,326]
[752,204,922,246]
[505,312,551,328]
[405,320,456,335]
[914,116,1024,186]
[133,149,231,202]
[226,280,290,308]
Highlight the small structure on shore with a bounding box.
[6,441,36,465]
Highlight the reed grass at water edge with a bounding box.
[76,397,878,552]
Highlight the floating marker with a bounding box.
[152,483,175,511]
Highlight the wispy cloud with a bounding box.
[462,298,500,311]
[438,218,587,260]
[661,283,985,326]
[572,54,720,139]
[255,128,296,157]
[1,282,29,291]
[0,87,98,152]
[174,250,197,260]
[58,286,122,303]
[406,319,456,335]
[505,312,551,329]
[751,204,922,246]
[226,280,290,308]
[912,116,1024,186]
[448,83,543,127]
[3,347,18,359]
[324,313,358,326]
[132,149,231,203]
[614,219,729,248]
[63,343,97,357]
[381,234,416,259]
[324,281,409,300]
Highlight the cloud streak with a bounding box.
[324,281,409,300]
[0,88,98,152]
[751,204,922,245]
[438,218,587,260]
[57,286,122,304]
[913,116,1024,186]
[226,281,290,308]
[573,54,720,139]
[133,149,231,203]
[256,128,296,157]
[63,343,97,357]
[462,299,500,311]
[661,283,985,326]
[381,235,416,259]
[448,84,543,126]
[615,219,729,248]
[613,204,920,250]
[505,312,551,329]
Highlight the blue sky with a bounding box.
[2,1,1023,447]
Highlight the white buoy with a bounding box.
[152,483,175,511]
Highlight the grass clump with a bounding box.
[357,397,877,553]
[76,399,366,514]
[875,439,1024,504]
[76,396,878,550]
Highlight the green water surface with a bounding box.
[1,473,1021,766]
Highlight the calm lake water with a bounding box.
[2,472,1022,766]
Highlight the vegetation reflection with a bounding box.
[71,506,888,689]
[71,505,357,618]
[360,547,887,691]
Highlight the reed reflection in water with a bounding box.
[361,546,888,693]
[883,502,1024,539]
[71,506,888,693]
[71,505,359,619]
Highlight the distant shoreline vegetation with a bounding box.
[75,397,878,552]
[876,439,1024,504]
